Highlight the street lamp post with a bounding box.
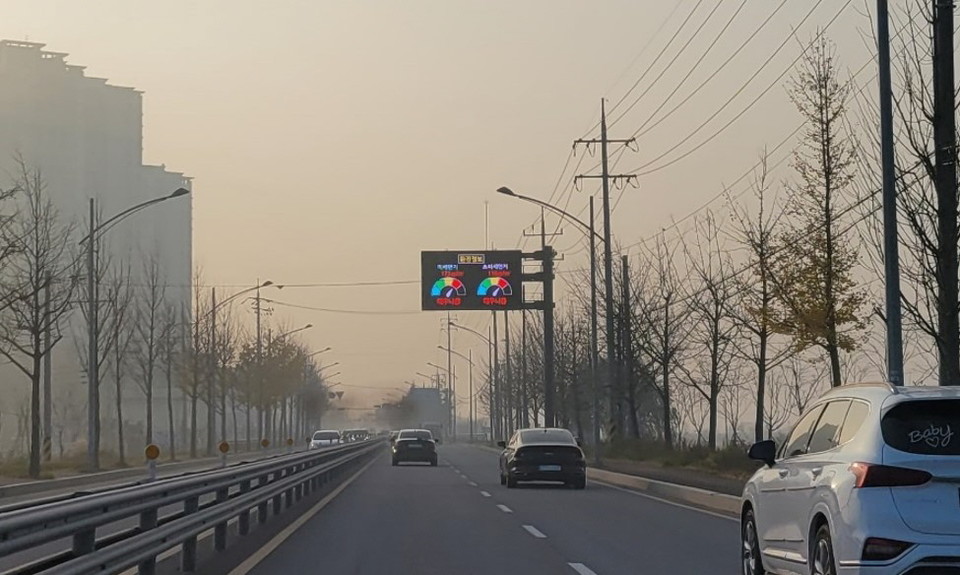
[449,322,494,440]
[439,345,475,442]
[83,187,190,471]
[497,187,603,462]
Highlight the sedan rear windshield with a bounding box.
[313,432,340,440]
[519,429,576,445]
[399,430,432,440]
[882,400,960,455]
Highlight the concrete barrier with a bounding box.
[587,467,741,516]
[474,443,741,517]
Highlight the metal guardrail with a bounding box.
[0,439,383,575]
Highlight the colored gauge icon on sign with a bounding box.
[431,277,467,298]
[477,277,513,297]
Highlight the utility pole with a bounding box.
[589,197,601,463]
[575,100,637,437]
[877,0,904,385]
[43,275,52,463]
[933,0,959,385]
[488,325,495,440]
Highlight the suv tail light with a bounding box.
[862,537,913,560]
[850,462,932,488]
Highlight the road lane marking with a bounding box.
[227,454,381,575]
[523,525,547,538]
[592,480,738,522]
[497,504,513,513]
[569,563,597,575]
[468,481,478,487]
[480,491,491,497]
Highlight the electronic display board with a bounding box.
[421,250,524,311]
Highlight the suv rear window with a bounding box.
[313,431,339,440]
[882,400,960,455]
[399,430,432,440]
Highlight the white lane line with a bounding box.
[480,491,491,497]
[591,479,739,523]
[568,563,598,575]
[228,455,380,575]
[523,524,547,538]
[468,481,478,487]
[497,504,513,513]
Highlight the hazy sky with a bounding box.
[1,1,875,409]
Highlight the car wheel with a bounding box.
[391,458,398,466]
[741,508,765,575]
[499,472,506,486]
[810,523,836,575]
[506,473,517,488]
[573,477,586,490]
[430,457,438,467]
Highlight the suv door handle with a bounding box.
[811,467,823,477]
[778,469,788,478]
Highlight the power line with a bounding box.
[628,0,852,176]
[259,298,421,316]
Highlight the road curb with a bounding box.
[470,443,740,517]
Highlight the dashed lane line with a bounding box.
[497,504,513,513]
[568,563,598,575]
[523,525,547,539]
[468,481,478,487]
[480,491,491,497]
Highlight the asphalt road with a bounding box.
[245,444,739,575]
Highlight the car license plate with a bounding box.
[409,444,422,449]
[539,465,561,472]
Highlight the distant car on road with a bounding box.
[309,430,341,449]
[741,382,960,575]
[497,428,586,489]
[392,429,438,467]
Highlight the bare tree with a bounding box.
[678,211,741,450]
[133,254,167,446]
[160,304,179,459]
[0,161,77,478]
[729,153,795,441]
[632,236,692,448]
[105,262,134,465]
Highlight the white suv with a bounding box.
[741,383,960,575]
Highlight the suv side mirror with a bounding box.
[496,440,506,448]
[748,440,777,467]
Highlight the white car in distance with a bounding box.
[309,430,342,449]
[741,382,960,575]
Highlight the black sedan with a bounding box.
[497,428,586,489]
[391,429,438,466]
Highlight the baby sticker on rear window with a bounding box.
[908,423,954,449]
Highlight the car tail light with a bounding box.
[850,462,932,488]
[862,537,912,561]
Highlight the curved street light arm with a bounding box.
[81,187,190,245]
[438,345,474,365]
[448,321,491,345]
[496,186,603,244]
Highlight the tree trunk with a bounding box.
[29,355,42,479]
[189,385,198,458]
[755,329,768,442]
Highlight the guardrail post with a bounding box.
[72,528,96,556]
[272,470,284,515]
[257,474,269,524]
[214,487,229,551]
[181,496,200,572]
[138,508,159,575]
[239,480,252,535]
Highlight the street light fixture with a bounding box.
[497,185,603,462]
[83,187,191,471]
[449,321,496,441]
